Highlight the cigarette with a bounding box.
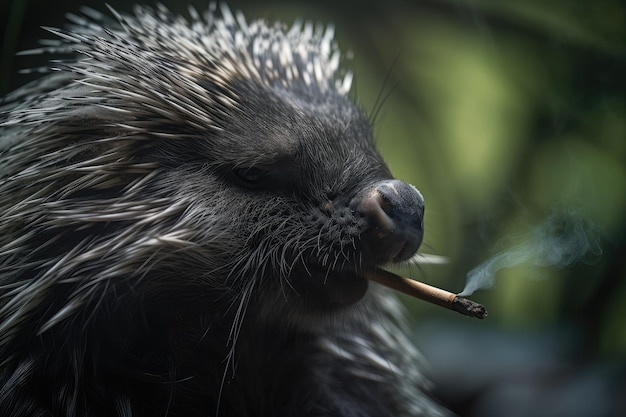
[364,268,488,319]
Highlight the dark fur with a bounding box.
[0,5,447,416]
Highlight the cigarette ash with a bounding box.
[458,208,602,297]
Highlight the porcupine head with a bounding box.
[0,4,442,417]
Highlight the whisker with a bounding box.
[406,252,449,265]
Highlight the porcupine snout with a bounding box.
[353,180,425,263]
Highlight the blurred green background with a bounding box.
[2,0,625,415]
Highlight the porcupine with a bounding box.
[0,4,449,417]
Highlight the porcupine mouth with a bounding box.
[293,267,368,308]
[292,240,416,309]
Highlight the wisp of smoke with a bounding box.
[458,209,602,297]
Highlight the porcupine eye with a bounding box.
[233,167,269,188]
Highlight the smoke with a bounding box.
[457,209,602,297]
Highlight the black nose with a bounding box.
[354,180,424,263]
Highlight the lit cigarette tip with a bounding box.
[364,268,488,319]
[451,295,488,319]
